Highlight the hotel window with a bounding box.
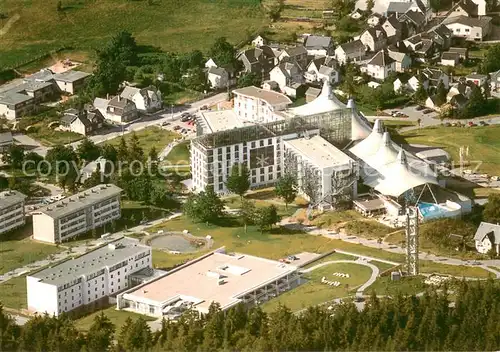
[252,177,256,184]
[260,140,264,147]
[252,169,256,176]
[268,138,272,145]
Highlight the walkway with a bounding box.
[301,259,380,296]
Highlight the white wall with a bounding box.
[33,213,56,243]
[27,277,59,316]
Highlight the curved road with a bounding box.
[301,259,380,295]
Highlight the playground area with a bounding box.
[144,231,212,254]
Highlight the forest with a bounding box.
[1,279,499,351]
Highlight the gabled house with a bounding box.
[93,96,138,124]
[425,95,441,110]
[406,0,431,21]
[466,73,488,86]
[443,16,492,41]
[441,51,460,66]
[388,48,412,72]
[207,67,229,89]
[335,40,365,64]
[350,8,364,19]
[472,0,487,16]
[447,0,478,19]
[317,65,339,83]
[415,38,436,62]
[408,75,428,91]
[393,77,411,93]
[450,93,468,108]
[422,68,450,89]
[304,56,326,82]
[278,46,308,69]
[304,35,334,56]
[386,2,411,18]
[60,107,104,136]
[428,24,453,50]
[400,10,426,32]
[269,61,304,95]
[0,131,13,152]
[447,82,472,101]
[474,222,500,254]
[52,71,91,94]
[449,47,469,60]
[205,58,218,68]
[382,15,405,42]
[361,50,396,80]
[120,86,162,113]
[359,27,387,52]
[237,46,276,80]
[252,35,267,47]
[367,13,383,27]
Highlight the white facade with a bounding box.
[32,184,122,243]
[27,237,152,316]
[0,191,26,235]
[252,35,266,47]
[120,87,162,113]
[233,86,291,123]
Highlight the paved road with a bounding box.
[15,93,226,157]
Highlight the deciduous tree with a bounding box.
[183,186,225,224]
[275,173,297,209]
[239,199,256,232]
[225,163,251,199]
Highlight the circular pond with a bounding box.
[149,234,199,253]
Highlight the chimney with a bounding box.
[118,95,121,102]
[106,93,109,100]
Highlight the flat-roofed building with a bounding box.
[117,247,299,317]
[53,70,91,94]
[283,135,357,208]
[0,190,27,234]
[27,237,152,316]
[0,92,35,120]
[32,184,122,243]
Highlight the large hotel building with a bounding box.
[0,190,27,235]
[32,184,122,243]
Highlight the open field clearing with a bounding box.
[0,0,267,68]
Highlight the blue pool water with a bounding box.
[417,202,450,220]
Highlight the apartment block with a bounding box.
[27,237,152,316]
[32,184,122,243]
[0,190,27,235]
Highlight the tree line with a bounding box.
[1,279,499,351]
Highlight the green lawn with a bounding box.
[0,0,267,68]
[302,252,357,268]
[397,125,500,176]
[0,225,62,275]
[368,276,427,297]
[0,275,27,309]
[419,261,494,278]
[74,306,156,331]
[262,262,373,313]
[152,249,202,270]
[164,141,190,166]
[103,126,181,155]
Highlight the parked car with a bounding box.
[161,121,170,126]
[422,109,433,114]
[467,121,476,127]
[478,121,488,126]
[173,125,182,130]
[200,105,208,110]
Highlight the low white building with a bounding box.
[207,67,229,89]
[120,86,162,113]
[440,52,460,66]
[52,71,91,95]
[334,40,365,64]
[60,108,104,136]
[474,222,500,254]
[93,96,138,124]
[252,35,267,47]
[27,237,152,316]
[465,73,488,86]
[0,190,27,235]
[32,184,122,243]
[304,35,334,56]
[443,16,492,41]
[117,247,299,317]
[362,50,396,80]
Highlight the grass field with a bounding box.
[0,0,267,68]
[0,226,62,275]
[262,262,373,312]
[164,141,190,165]
[75,306,155,331]
[398,125,500,176]
[0,275,27,309]
[368,276,427,297]
[103,126,180,154]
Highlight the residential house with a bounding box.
[52,71,91,94]
[317,65,339,83]
[382,15,405,42]
[368,81,382,88]
[269,61,304,96]
[408,75,427,91]
[405,35,436,62]
[205,58,218,68]
[403,34,423,51]
[400,10,426,32]
[60,107,104,136]
[237,46,276,80]
[93,96,138,124]
[79,156,109,183]
[428,24,453,50]
[233,86,292,123]
[252,35,267,47]
[350,8,364,19]
[304,35,334,56]
[490,69,500,92]
[0,132,13,152]
[120,86,162,113]
[450,93,469,108]
[447,0,478,19]
[386,2,411,18]
[278,46,308,69]
[425,95,441,110]
[305,87,321,102]
[0,93,35,120]
[406,0,431,21]
[474,222,500,254]
[447,82,472,101]
[262,80,279,91]
[304,57,326,82]
[443,16,492,41]
[368,13,383,27]
[472,0,487,16]
[388,48,412,72]
[441,51,460,66]
[304,56,339,83]
[422,68,450,89]
[466,73,488,86]
[359,27,387,52]
[448,47,469,60]
[335,40,365,64]
[207,67,229,89]
[361,50,396,80]
[393,78,410,93]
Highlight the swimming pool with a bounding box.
[417,202,451,220]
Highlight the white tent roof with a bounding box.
[350,120,438,197]
[291,80,347,116]
[347,99,372,141]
